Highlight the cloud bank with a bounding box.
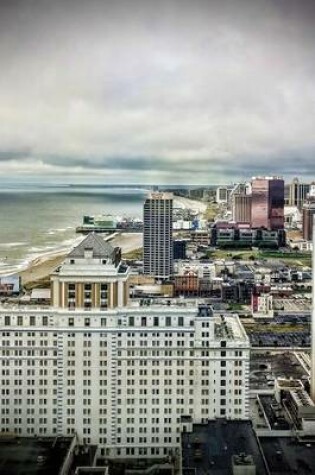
[0,0,315,183]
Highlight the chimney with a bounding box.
[312,214,315,402]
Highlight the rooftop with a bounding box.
[0,436,72,475]
[259,436,315,474]
[181,420,267,475]
[68,233,115,259]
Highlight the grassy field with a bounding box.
[207,249,259,260]
[207,248,311,267]
[243,322,309,334]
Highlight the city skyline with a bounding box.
[0,0,315,184]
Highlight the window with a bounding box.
[165,316,171,326]
[42,316,48,326]
[178,317,184,327]
[17,316,23,326]
[4,316,10,326]
[84,318,90,327]
[70,259,75,265]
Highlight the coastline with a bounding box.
[6,194,202,286]
[173,196,207,213]
[19,232,143,286]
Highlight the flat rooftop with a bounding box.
[0,436,72,475]
[259,437,315,474]
[250,352,308,391]
[181,420,267,475]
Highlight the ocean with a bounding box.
[0,184,146,275]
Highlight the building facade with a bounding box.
[288,177,311,209]
[251,177,284,230]
[0,235,250,460]
[232,194,252,224]
[51,233,129,310]
[143,192,173,279]
[302,199,315,241]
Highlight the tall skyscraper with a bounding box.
[289,177,312,210]
[302,187,315,241]
[143,192,173,279]
[251,177,284,230]
[232,192,252,224]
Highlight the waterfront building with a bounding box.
[0,235,250,460]
[215,185,233,204]
[288,177,312,210]
[251,176,284,230]
[232,193,252,224]
[143,192,173,279]
[302,189,315,241]
[210,223,286,248]
[51,233,129,309]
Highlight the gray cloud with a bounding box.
[0,0,315,183]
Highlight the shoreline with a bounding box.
[18,232,143,286]
[2,194,202,286]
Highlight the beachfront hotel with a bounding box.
[143,192,173,279]
[0,234,250,460]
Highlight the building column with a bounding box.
[117,280,123,307]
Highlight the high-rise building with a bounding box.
[302,187,315,241]
[251,177,284,230]
[0,235,250,460]
[216,185,233,204]
[143,192,173,279]
[288,177,312,210]
[232,193,252,224]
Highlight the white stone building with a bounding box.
[0,234,250,460]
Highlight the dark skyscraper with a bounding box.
[251,177,284,230]
[303,190,315,241]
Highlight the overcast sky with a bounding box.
[0,0,315,184]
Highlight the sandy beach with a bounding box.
[16,194,202,286]
[19,232,143,286]
[174,196,207,213]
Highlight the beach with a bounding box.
[174,196,207,213]
[15,194,203,286]
[19,232,143,286]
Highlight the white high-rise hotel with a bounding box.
[0,234,250,459]
[143,192,173,279]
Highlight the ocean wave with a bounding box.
[0,241,29,248]
[0,236,81,277]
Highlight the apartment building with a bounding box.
[143,192,173,279]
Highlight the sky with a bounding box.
[0,0,315,185]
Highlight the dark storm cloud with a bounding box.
[0,0,315,183]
